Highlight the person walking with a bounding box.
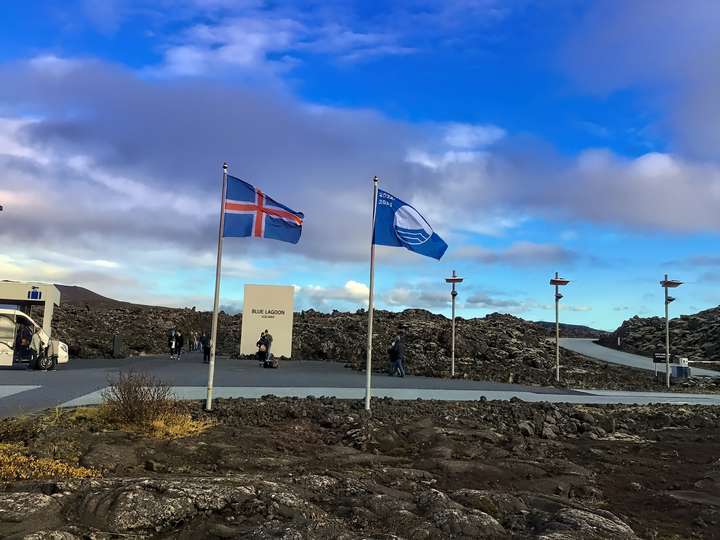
[388,334,405,377]
[200,332,211,364]
[176,331,184,359]
[168,329,177,360]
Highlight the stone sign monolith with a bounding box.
[240,284,294,358]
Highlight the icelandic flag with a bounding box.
[223,175,304,244]
[373,188,447,260]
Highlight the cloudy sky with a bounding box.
[1,0,719,330]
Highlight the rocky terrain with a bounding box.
[49,286,604,363]
[533,321,607,339]
[45,287,719,392]
[600,306,720,370]
[2,397,719,539]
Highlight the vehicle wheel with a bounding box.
[37,354,57,371]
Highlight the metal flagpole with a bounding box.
[205,162,228,411]
[364,176,379,412]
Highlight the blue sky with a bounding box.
[1,0,719,330]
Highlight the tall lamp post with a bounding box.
[549,272,570,383]
[445,270,463,377]
[660,274,683,389]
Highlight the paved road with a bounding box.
[2,352,720,416]
[559,338,720,378]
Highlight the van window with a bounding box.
[0,314,15,347]
[16,315,36,329]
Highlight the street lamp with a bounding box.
[445,270,463,377]
[549,272,570,383]
[660,274,683,389]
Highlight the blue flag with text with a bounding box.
[373,188,447,260]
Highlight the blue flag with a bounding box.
[373,188,448,260]
[223,175,304,244]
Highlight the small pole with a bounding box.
[555,271,560,383]
[205,162,228,411]
[665,273,670,389]
[445,270,463,378]
[364,176,379,411]
[451,276,456,378]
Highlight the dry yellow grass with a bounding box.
[0,443,98,481]
[146,412,215,440]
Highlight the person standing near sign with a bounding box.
[256,331,268,364]
[263,329,273,357]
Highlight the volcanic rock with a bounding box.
[600,306,720,368]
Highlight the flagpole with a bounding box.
[205,162,228,411]
[364,176,379,411]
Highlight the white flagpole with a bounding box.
[205,162,228,411]
[364,176,379,411]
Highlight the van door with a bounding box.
[0,314,16,367]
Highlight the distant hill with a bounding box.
[534,321,608,339]
[55,285,137,308]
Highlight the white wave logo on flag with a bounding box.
[393,205,433,245]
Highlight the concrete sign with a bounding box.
[240,284,295,358]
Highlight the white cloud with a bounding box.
[0,118,46,162]
[4,56,720,312]
[28,55,82,77]
[295,281,370,309]
[386,287,449,309]
[563,1,720,161]
[444,123,506,149]
[155,12,415,77]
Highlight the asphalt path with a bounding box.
[559,338,720,378]
[2,351,720,416]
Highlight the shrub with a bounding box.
[101,370,176,426]
[101,371,213,439]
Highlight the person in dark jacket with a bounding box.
[388,334,405,377]
[263,329,273,355]
[200,332,211,363]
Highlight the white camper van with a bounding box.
[0,282,69,370]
